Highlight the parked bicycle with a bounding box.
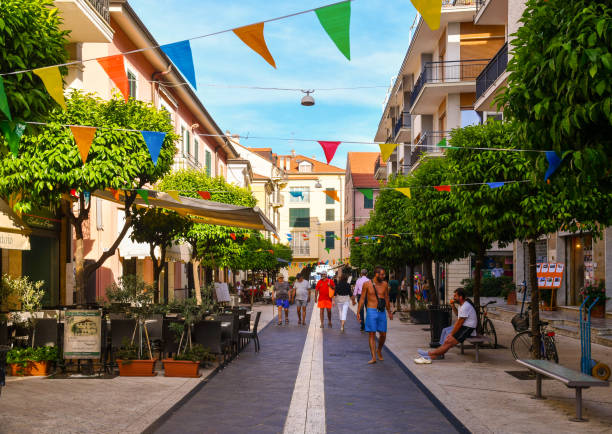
[478,301,497,349]
[510,306,559,363]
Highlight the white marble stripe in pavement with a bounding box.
[283,309,326,434]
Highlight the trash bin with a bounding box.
[429,304,452,348]
[0,345,9,395]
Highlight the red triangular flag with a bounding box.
[70,189,78,197]
[198,191,211,200]
[434,185,451,192]
[354,237,360,243]
[97,55,129,101]
[318,141,341,164]
[230,233,236,241]
[267,250,274,254]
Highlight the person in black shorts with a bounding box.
[415,288,477,363]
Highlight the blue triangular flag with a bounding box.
[544,151,562,181]
[161,40,197,89]
[289,191,303,198]
[141,130,166,165]
[487,182,505,189]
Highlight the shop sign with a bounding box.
[63,310,102,359]
[23,208,60,231]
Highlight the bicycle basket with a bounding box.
[511,313,529,332]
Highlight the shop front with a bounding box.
[565,233,604,306]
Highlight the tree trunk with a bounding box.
[424,259,438,304]
[527,239,541,359]
[74,222,86,306]
[473,246,486,314]
[409,265,415,311]
[192,258,202,305]
[150,244,166,304]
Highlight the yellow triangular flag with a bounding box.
[33,66,66,109]
[233,22,276,68]
[323,189,340,202]
[410,0,442,31]
[396,187,411,198]
[166,190,181,202]
[379,143,398,163]
[69,126,96,164]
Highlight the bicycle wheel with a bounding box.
[511,330,532,360]
[482,318,498,349]
[543,336,559,363]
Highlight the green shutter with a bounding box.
[325,231,334,249]
[194,139,199,163]
[205,151,211,176]
[364,195,373,209]
[326,188,335,204]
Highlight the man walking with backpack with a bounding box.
[357,266,393,364]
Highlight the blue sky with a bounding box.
[130,0,417,169]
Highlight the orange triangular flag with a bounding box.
[323,190,340,202]
[69,126,97,164]
[233,23,276,68]
[109,188,120,201]
[97,55,130,101]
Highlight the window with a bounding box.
[298,161,312,172]
[289,208,310,228]
[181,126,186,154]
[461,110,482,127]
[325,209,334,221]
[325,188,336,204]
[194,139,199,163]
[127,69,137,99]
[364,195,373,209]
[325,231,335,250]
[185,129,191,155]
[205,150,212,176]
[291,231,310,256]
[289,186,310,203]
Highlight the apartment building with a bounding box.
[373,0,511,294]
[344,152,380,261]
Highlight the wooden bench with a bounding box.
[517,359,609,422]
[459,335,491,363]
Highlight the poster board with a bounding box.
[214,282,231,303]
[63,310,102,359]
[537,262,564,310]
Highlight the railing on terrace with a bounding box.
[476,43,508,101]
[410,59,490,107]
[410,131,450,167]
[442,0,477,6]
[87,0,110,22]
[474,0,487,12]
[292,246,310,256]
[393,111,411,139]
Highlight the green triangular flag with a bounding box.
[315,1,351,60]
[325,247,331,253]
[437,138,447,148]
[0,121,24,157]
[357,188,373,200]
[137,189,149,205]
[0,77,11,121]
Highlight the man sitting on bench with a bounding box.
[415,288,477,364]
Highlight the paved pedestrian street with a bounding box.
[147,306,464,434]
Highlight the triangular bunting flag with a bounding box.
[141,130,166,165]
[109,188,120,201]
[318,141,341,164]
[273,233,279,240]
[544,151,562,181]
[160,40,197,89]
[334,235,340,240]
[325,248,331,254]
[0,121,25,158]
[97,55,130,101]
[436,138,447,148]
[379,143,398,162]
[166,190,181,202]
[267,250,274,254]
[70,189,78,198]
[487,182,505,189]
[395,187,411,198]
[410,0,442,30]
[198,190,211,200]
[69,126,97,164]
[323,190,340,202]
[434,185,451,192]
[325,260,329,265]
[255,249,263,252]
[230,233,236,241]
[391,234,401,238]
[315,1,351,60]
[233,23,276,68]
[0,77,11,121]
[244,233,251,239]
[33,67,66,109]
[289,191,303,198]
[354,237,360,243]
[357,188,373,200]
[137,189,149,205]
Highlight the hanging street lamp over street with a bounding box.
[301,90,315,106]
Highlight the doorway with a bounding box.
[569,235,593,306]
[22,235,59,307]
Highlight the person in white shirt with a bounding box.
[491,263,505,278]
[291,274,311,326]
[353,269,370,332]
[415,288,477,363]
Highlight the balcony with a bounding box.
[55,0,113,43]
[392,111,411,143]
[409,131,449,171]
[409,59,490,114]
[291,246,311,257]
[443,0,478,6]
[475,43,508,111]
[374,156,387,181]
[270,195,284,208]
[474,0,508,25]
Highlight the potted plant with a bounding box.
[1,274,45,347]
[165,344,215,377]
[580,282,609,318]
[409,296,429,324]
[6,346,59,376]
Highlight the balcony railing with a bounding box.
[410,131,449,167]
[442,0,477,6]
[374,157,387,180]
[393,111,411,139]
[87,0,110,22]
[476,43,508,101]
[410,59,491,108]
[291,246,310,256]
[474,0,487,12]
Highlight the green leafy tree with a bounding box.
[0,91,178,304]
[0,0,69,125]
[130,208,192,303]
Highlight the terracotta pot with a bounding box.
[506,291,517,305]
[117,359,156,377]
[27,360,49,376]
[591,304,605,318]
[163,359,200,378]
[9,363,28,376]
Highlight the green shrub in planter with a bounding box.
[461,276,515,298]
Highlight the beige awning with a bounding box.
[0,200,31,250]
[92,189,277,233]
